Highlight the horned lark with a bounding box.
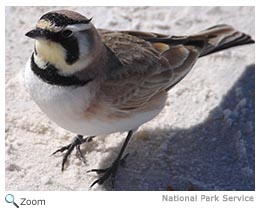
[24,10,254,187]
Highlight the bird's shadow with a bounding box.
[85,64,255,191]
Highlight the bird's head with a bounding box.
[26,10,103,75]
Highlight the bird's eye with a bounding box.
[61,29,73,38]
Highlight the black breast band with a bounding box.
[30,54,92,87]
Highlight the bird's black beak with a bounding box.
[25,28,46,39]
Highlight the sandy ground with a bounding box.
[5,6,255,191]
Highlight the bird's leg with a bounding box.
[88,130,133,188]
[52,135,94,171]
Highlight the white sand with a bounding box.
[5,6,255,191]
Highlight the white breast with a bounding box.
[24,59,163,136]
[24,58,95,133]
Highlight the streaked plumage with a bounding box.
[24,10,254,187]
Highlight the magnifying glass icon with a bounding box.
[5,194,19,208]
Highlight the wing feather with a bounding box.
[96,25,253,112]
[98,30,201,111]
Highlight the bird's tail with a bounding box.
[192,24,254,57]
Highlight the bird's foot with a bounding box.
[52,135,94,171]
[88,153,129,188]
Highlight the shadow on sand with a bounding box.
[88,64,255,191]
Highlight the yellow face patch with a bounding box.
[35,39,89,75]
[35,40,67,69]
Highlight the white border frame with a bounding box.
[1,1,261,210]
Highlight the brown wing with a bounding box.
[98,29,201,111]
[97,25,253,111]
[118,24,254,57]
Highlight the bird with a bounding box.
[24,9,254,188]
